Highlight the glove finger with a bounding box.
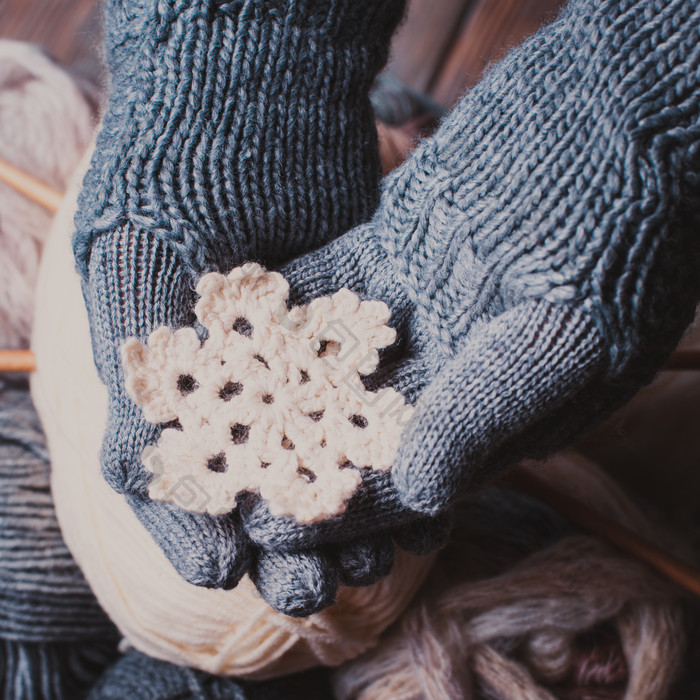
[127,493,251,590]
[242,470,415,550]
[240,350,439,552]
[391,511,453,556]
[279,224,375,304]
[251,549,337,617]
[331,533,394,587]
[392,301,605,515]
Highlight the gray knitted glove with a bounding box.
[242,0,700,558]
[74,0,407,613]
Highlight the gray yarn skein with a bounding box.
[73,0,410,616]
[243,0,700,551]
[0,376,342,697]
[0,376,119,700]
[88,649,334,700]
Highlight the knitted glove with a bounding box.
[74,0,406,610]
[242,0,700,554]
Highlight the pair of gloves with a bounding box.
[75,0,700,615]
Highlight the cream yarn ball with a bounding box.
[31,152,435,680]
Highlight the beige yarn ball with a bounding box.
[31,152,435,680]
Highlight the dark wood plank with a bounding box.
[386,0,473,95]
[430,0,566,107]
[0,0,102,81]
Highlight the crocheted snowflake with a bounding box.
[121,263,412,523]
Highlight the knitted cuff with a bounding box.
[84,224,193,492]
[74,0,407,278]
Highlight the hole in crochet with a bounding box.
[230,423,250,445]
[123,263,411,523]
[177,374,199,395]
[317,339,341,357]
[254,354,269,369]
[232,317,253,338]
[297,466,317,483]
[281,435,295,450]
[349,414,368,429]
[160,418,183,431]
[219,381,243,402]
[207,453,228,473]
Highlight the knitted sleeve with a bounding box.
[373,0,700,382]
[253,0,700,521]
[75,0,409,593]
[74,0,405,278]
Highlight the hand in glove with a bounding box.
[75,0,408,614]
[243,0,700,563]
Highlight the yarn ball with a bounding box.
[0,40,116,700]
[333,453,687,700]
[88,649,335,700]
[0,375,120,700]
[0,40,95,350]
[31,152,436,679]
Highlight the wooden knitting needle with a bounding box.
[0,157,63,213]
[0,350,36,373]
[502,465,700,598]
[665,348,700,370]
[0,160,58,376]
[2,349,697,373]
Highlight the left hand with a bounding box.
[238,0,700,588]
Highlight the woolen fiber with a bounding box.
[0,40,120,700]
[332,453,686,700]
[31,149,435,679]
[0,40,95,350]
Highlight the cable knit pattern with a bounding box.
[372,0,700,373]
[246,0,700,541]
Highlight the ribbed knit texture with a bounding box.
[0,376,119,699]
[74,0,409,613]
[246,0,700,543]
[74,0,405,278]
[76,0,700,614]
